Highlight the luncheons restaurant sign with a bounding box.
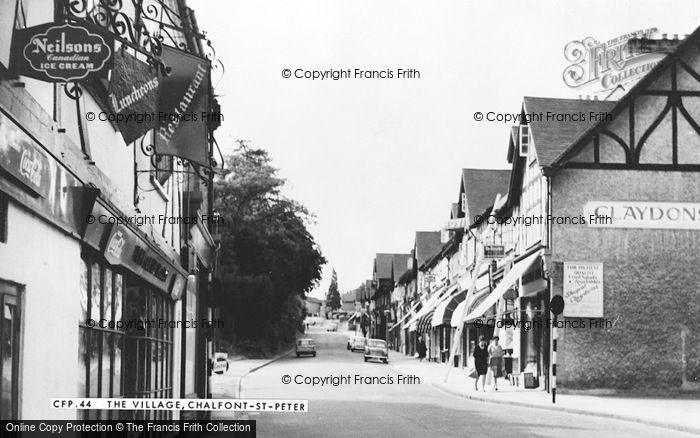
[584,201,700,230]
[10,23,113,82]
[9,21,210,166]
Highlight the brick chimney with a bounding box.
[629,33,687,55]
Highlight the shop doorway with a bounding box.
[0,279,22,420]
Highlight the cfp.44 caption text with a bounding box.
[282,374,420,386]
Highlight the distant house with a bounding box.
[305,297,324,316]
[341,290,357,313]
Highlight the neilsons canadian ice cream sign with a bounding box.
[11,23,113,82]
[563,28,664,96]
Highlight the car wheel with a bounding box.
[313,352,316,357]
[383,359,388,364]
[296,353,300,357]
[364,357,368,362]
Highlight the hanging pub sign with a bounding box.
[155,46,210,166]
[10,23,113,82]
[107,48,162,144]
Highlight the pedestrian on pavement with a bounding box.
[417,335,427,362]
[488,336,504,391]
[473,336,489,391]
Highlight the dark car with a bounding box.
[296,338,316,357]
[364,339,388,363]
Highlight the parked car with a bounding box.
[296,338,316,357]
[364,339,389,363]
[349,336,366,352]
[326,322,338,332]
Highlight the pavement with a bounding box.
[389,351,700,435]
[205,328,700,437]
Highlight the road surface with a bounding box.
[228,328,698,438]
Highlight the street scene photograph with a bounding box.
[0,0,700,436]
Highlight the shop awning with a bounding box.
[403,283,452,328]
[431,289,466,327]
[450,301,466,328]
[388,300,422,331]
[451,290,489,327]
[417,309,435,333]
[464,252,541,322]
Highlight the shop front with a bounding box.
[78,202,187,420]
[463,251,545,388]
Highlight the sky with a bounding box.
[188,0,700,298]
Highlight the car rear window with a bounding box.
[367,340,385,347]
[298,339,313,345]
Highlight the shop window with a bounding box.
[0,280,21,420]
[123,283,173,421]
[78,258,125,420]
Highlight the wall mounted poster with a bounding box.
[563,262,604,318]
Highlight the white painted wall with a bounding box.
[0,203,81,420]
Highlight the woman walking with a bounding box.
[472,336,489,391]
[488,336,504,390]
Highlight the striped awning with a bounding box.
[465,252,541,322]
[417,309,435,333]
[431,290,466,327]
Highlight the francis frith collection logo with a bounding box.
[13,23,112,82]
[562,27,665,95]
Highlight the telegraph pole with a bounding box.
[549,295,565,403]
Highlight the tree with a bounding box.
[326,269,341,314]
[214,143,326,357]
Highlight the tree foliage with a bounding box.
[326,269,341,312]
[214,144,326,357]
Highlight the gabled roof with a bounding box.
[460,168,510,220]
[391,254,412,281]
[519,97,617,169]
[450,203,459,219]
[374,254,394,280]
[414,231,442,268]
[551,26,700,170]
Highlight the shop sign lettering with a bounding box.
[584,201,700,229]
[12,23,113,82]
